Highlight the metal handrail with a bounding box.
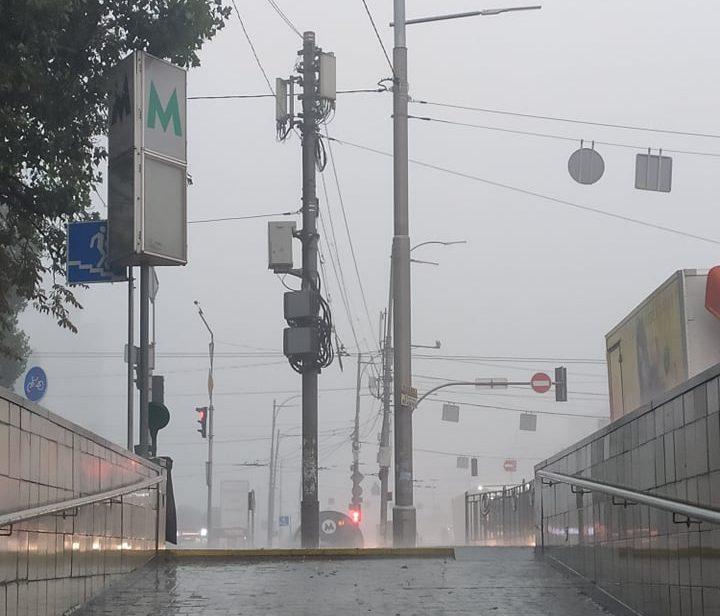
[537,469,720,526]
[0,474,164,528]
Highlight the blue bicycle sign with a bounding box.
[24,367,48,402]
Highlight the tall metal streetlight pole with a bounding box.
[267,394,300,547]
[194,301,215,546]
[378,239,463,543]
[390,2,541,547]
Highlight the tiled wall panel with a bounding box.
[0,388,165,616]
[535,365,720,616]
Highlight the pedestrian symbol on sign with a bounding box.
[67,220,126,284]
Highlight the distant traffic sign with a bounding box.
[24,367,47,402]
[503,459,517,473]
[279,515,290,527]
[531,372,552,394]
[67,221,126,284]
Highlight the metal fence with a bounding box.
[465,482,536,546]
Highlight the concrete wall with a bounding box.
[0,387,165,616]
[536,363,720,616]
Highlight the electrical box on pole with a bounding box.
[268,221,296,272]
[319,53,336,101]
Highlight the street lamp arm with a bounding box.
[413,379,541,410]
[414,381,478,410]
[391,5,540,27]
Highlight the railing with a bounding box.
[0,474,164,532]
[465,482,535,545]
[537,469,720,526]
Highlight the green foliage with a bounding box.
[0,0,231,332]
[0,293,31,389]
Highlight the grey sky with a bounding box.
[17,0,720,542]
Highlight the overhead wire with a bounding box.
[323,127,382,356]
[412,98,720,140]
[409,114,720,159]
[188,209,299,224]
[264,0,303,37]
[359,0,394,75]
[230,0,275,95]
[188,88,386,101]
[327,136,720,247]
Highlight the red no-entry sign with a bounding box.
[503,459,517,472]
[531,372,552,394]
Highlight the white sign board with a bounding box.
[220,480,250,530]
[108,51,187,267]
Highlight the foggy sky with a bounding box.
[16,0,720,542]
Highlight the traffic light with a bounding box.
[348,506,361,525]
[555,366,568,402]
[196,407,208,438]
[471,457,478,477]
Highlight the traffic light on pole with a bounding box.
[554,366,568,402]
[196,407,208,438]
[348,505,361,525]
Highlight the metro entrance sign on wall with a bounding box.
[107,50,187,267]
[531,372,552,394]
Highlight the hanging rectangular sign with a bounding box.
[635,153,672,193]
[107,50,187,267]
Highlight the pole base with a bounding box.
[392,506,417,547]
[301,498,320,548]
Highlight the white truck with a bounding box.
[606,269,720,420]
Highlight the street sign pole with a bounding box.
[138,264,151,457]
[127,267,134,451]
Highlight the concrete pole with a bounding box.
[207,336,214,546]
[267,399,277,547]
[138,264,150,457]
[378,292,393,541]
[127,268,134,451]
[300,30,320,548]
[351,354,362,511]
[392,0,416,547]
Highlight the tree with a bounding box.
[0,0,231,334]
[0,294,31,389]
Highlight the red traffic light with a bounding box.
[349,507,361,525]
[195,407,208,438]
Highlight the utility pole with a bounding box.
[267,399,277,547]
[138,264,151,457]
[194,301,215,546]
[299,31,321,548]
[378,305,393,543]
[271,31,335,548]
[392,0,416,547]
[349,354,363,522]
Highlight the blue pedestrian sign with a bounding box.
[279,516,290,527]
[67,220,126,284]
[24,367,48,402]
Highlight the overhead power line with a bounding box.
[231,0,275,95]
[412,99,720,140]
[327,137,720,247]
[265,0,303,37]
[409,114,720,159]
[188,210,298,224]
[359,0,394,74]
[324,127,381,356]
[188,88,386,101]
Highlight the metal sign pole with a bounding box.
[138,264,150,456]
[127,268,134,451]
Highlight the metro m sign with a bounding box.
[108,51,187,267]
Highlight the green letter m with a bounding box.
[147,82,182,137]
